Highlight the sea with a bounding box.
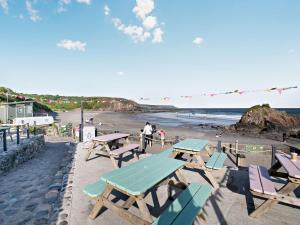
[136,108,300,127]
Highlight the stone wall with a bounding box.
[0,135,45,174]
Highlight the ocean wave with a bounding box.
[176,113,241,121]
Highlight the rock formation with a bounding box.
[231,104,300,137]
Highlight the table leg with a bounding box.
[89,184,113,219]
[125,137,130,145]
[175,169,188,185]
[268,161,282,175]
[135,196,153,223]
[194,154,219,189]
[250,181,300,218]
[122,196,136,209]
[85,141,96,161]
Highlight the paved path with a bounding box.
[0,137,73,225]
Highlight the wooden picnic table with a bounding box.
[250,153,300,218]
[172,139,219,188]
[85,133,133,166]
[89,155,187,224]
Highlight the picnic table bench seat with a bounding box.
[205,152,227,170]
[110,144,139,156]
[249,165,276,196]
[83,180,106,198]
[152,183,213,225]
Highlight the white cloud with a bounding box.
[152,27,163,43]
[142,16,157,30]
[76,0,91,5]
[57,40,87,51]
[26,0,41,22]
[133,0,154,20]
[104,4,110,16]
[0,0,8,13]
[112,17,151,43]
[193,37,204,45]
[58,0,71,13]
[109,0,163,44]
[117,71,124,76]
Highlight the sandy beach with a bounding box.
[58,110,284,147]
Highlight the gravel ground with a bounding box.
[0,136,75,225]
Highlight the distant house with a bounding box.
[0,101,34,123]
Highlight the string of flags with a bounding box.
[0,85,298,104]
[138,86,298,101]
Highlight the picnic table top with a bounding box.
[92,133,130,143]
[173,139,209,152]
[101,155,185,195]
[0,126,10,131]
[276,153,300,179]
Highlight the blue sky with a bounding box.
[0,0,299,108]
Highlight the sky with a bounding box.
[0,0,300,108]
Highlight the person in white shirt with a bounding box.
[143,122,153,147]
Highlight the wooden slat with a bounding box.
[101,157,185,195]
[257,166,276,196]
[173,139,208,152]
[151,183,212,225]
[213,152,227,169]
[93,133,129,142]
[249,165,276,196]
[172,185,213,225]
[276,154,300,178]
[249,165,264,194]
[206,152,227,170]
[157,148,174,158]
[110,144,139,156]
[151,183,200,225]
[83,180,106,198]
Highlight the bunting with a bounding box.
[138,86,298,101]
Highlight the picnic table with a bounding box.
[249,153,300,218]
[171,139,220,188]
[85,133,139,168]
[89,156,187,224]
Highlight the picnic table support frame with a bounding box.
[89,163,187,225]
[251,157,300,218]
[250,181,300,218]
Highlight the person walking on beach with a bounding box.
[158,129,166,148]
[143,122,153,147]
[139,129,146,153]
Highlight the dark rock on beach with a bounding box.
[230,104,300,137]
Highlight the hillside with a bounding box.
[0,87,140,113]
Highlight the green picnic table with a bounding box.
[173,139,209,152]
[172,139,226,189]
[89,155,187,224]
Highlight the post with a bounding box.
[271,145,277,167]
[27,123,30,139]
[235,140,239,167]
[3,130,7,152]
[17,126,20,145]
[95,128,98,137]
[80,100,84,142]
[33,121,37,136]
[79,124,83,142]
[235,140,238,156]
[229,144,232,154]
[217,140,221,152]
